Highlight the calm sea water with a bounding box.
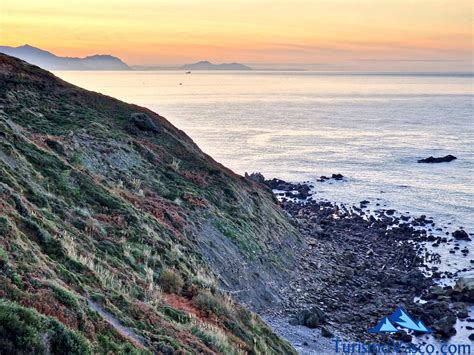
[56,71,474,234]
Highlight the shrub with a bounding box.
[0,246,7,266]
[190,324,233,354]
[0,301,92,354]
[49,283,79,310]
[0,216,11,237]
[23,218,65,259]
[161,306,190,324]
[193,290,228,317]
[158,269,183,294]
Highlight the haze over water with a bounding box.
[56,71,474,234]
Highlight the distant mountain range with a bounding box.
[133,60,252,71]
[0,45,130,70]
[180,60,251,70]
[0,45,252,71]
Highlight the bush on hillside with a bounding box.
[158,268,183,294]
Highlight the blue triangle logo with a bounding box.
[388,307,431,333]
[370,307,431,334]
[369,317,399,333]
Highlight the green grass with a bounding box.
[0,300,92,354]
[0,53,300,354]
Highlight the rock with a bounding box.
[397,269,426,290]
[394,331,412,343]
[457,308,469,319]
[265,179,311,199]
[245,172,265,184]
[320,326,333,338]
[432,315,457,337]
[452,229,471,241]
[45,138,65,155]
[127,112,160,133]
[401,332,412,343]
[265,178,288,190]
[469,334,474,341]
[306,238,318,247]
[313,224,324,235]
[426,285,448,299]
[292,306,327,328]
[295,184,312,199]
[331,173,344,181]
[417,155,457,163]
[454,277,474,302]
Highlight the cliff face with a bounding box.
[0,54,300,354]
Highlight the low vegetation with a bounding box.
[0,54,298,353]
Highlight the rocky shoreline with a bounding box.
[256,176,473,352]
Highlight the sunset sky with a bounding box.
[1,0,472,70]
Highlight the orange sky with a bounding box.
[1,0,472,70]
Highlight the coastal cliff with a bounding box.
[0,54,300,354]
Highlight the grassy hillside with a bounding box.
[0,54,300,354]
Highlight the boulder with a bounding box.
[291,306,327,329]
[432,315,457,337]
[127,112,160,133]
[454,277,474,302]
[452,229,471,241]
[397,269,426,290]
[331,173,344,181]
[417,155,457,163]
[245,172,265,184]
[394,331,412,343]
[453,303,469,319]
[320,326,334,338]
[45,138,65,155]
[425,285,449,300]
[265,178,292,190]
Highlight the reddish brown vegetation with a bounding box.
[180,170,209,188]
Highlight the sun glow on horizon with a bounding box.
[0,0,472,70]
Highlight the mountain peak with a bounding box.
[179,60,251,71]
[0,44,130,70]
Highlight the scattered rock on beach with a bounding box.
[290,306,327,329]
[268,178,470,343]
[265,178,312,199]
[317,174,344,182]
[454,277,474,302]
[418,155,457,163]
[320,327,334,338]
[432,315,457,337]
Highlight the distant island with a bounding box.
[133,60,252,71]
[0,44,130,70]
